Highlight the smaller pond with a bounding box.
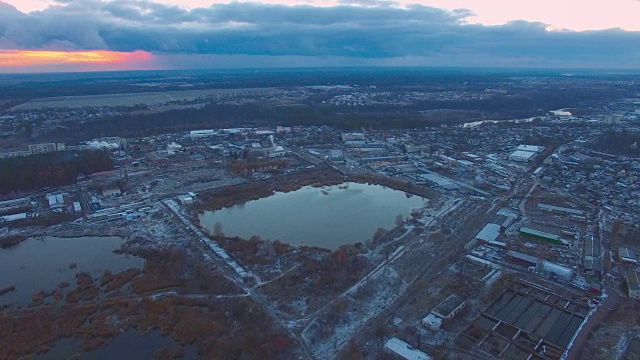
[0,236,143,306]
[36,329,198,360]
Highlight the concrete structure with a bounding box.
[432,293,466,319]
[517,145,545,153]
[189,129,218,137]
[46,193,65,210]
[341,132,365,142]
[626,270,640,300]
[383,338,431,360]
[421,313,442,330]
[475,223,501,243]
[177,194,194,205]
[0,197,30,211]
[0,213,27,223]
[490,214,515,230]
[619,247,638,265]
[330,150,344,161]
[506,250,538,268]
[537,203,584,216]
[418,173,458,190]
[29,143,58,155]
[584,235,601,260]
[509,150,537,162]
[103,187,122,197]
[268,146,287,158]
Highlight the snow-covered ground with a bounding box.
[302,266,406,359]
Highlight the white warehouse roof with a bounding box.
[509,150,537,162]
[517,145,545,153]
[384,338,431,360]
[475,223,501,243]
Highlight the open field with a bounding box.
[9,88,282,110]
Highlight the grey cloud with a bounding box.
[0,0,638,67]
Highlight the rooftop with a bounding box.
[517,144,545,153]
[619,247,637,261]
[475,223,501,243]
[506,250,539,265]
[509,150,537,160]
[520,227,562,242]
[537,203,584,215]
[627,270,640,291]
[384,338,431,360]
[432,293,466,318]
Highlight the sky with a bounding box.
[0,0,639,72]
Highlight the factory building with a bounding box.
[383,338,431,360]
[626,270,640,300]
[519,227,563,245]
[330,150,344,161]
[619,247,638,265]
[509,150,538,162]
[540,261,574,280]
[29,143,59,155]
[537,203,584,216]
[422,293,466,331]
[490,213,516,231]
[506,250,538,268]
[517,145,545,153]
[474,223,506,247]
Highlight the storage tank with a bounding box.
[539,261,574,280]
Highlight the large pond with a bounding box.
[200,182,426,250]
[36,330,198,360]
[0,236,143,306]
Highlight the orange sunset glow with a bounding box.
[0,50,153,67]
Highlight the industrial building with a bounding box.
[519,227,563,245]
[537,203,584,216]
[509,150,538,162]
[103,187,122,197]
[517,145,545,153]
[619,247,638,265]
[506,250,538,268]
[583,235,602,281]
[489,213,516,231]
[539,261,574,280]
[46,193,66,211]
[626,270,640,300]
[432,294,466,319]
[464,282,589,357]
[383,338,431,360]
[0,197,30,210]
[417,173,458,190]
[330,150,344,161]
[474,223,506,247]
[177,193,196,205]
[28,143,61,155]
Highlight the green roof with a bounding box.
[520,227,561,241]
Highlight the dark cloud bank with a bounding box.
[0,0,639,68]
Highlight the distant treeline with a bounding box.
[50,87,623,142]
[0,150,113,195]
[591,130,640,156]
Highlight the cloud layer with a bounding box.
[0,0,639,68]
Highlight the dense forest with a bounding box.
[591,130,640,156]
[0,150,113,195]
